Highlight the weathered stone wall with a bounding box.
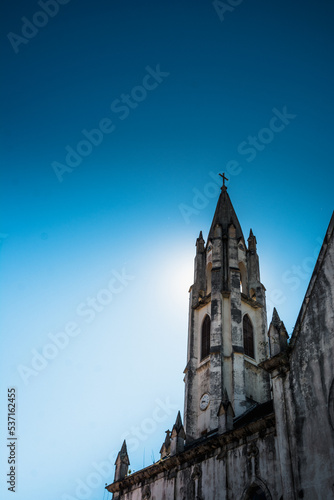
[110,425,283,499]
[282,217,334,499]
[108,190,333,500]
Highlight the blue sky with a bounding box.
[1,1,333,499]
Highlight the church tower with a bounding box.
[183,176,270,442]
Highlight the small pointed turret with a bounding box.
[193,231,206,303]
[196,231,205,251]
[114,440,130,481]
[174,410,183,433]
[159,430,171,459]
[272,307,281,328]
[170,411,186,455]
[248,229,257,252]
[247,228,262,297]
[268,308,288,357]
[218,389,235,434]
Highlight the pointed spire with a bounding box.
[174,411,183,433]
[115,440,129,465]
[171,411,185,438]
[170,411,186,455]
[196,230,205,252]
[272,307,281,328]
[120,440,127,455]
[268,308,288,357]
[248,228,257,251]
[114,440,130,481]
[208,188,244,242]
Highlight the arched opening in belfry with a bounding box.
[239,262,247,294]
[201,315,211,360]
[243,314,255,359]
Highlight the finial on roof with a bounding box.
[174,411,183,433]
[170,411,185,455]
[196,230,205,252]
[164,430,171,448]
[248,228,257,250]
[219,172,229,190]
[114,440,130,480]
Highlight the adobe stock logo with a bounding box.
[51,64,169,183]
[17,268,135,385]
[213,0,244,22]
[7,0,71,54]
[178,106,296,224]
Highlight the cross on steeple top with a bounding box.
[219,172,229,188]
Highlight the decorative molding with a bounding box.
[259,352,290,376]
[106,412,275,493]
[241,293,263,309]
[193,294,211,310]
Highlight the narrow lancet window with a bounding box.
[243,314,254,358]
[201,315,211,360]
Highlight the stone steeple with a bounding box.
[208,184,244,243]
[184,177,270,442]
[159,430,171,459]
[268,308,288,357]
[170,411,186,455]
[114,440,130,482]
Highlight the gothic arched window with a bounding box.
[201,315,210,360]
[245,485,267,500]
[243,314,254,359]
